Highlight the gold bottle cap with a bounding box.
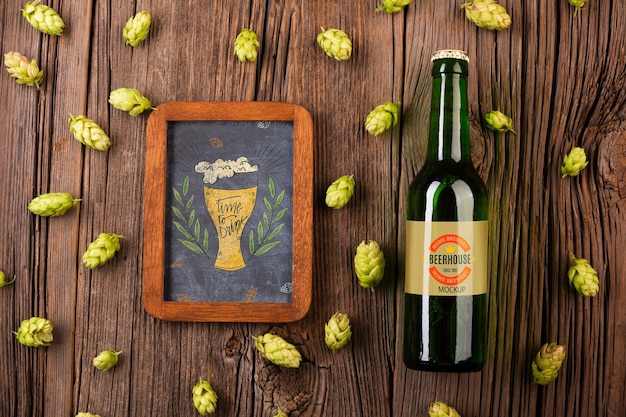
[431,49,469,63]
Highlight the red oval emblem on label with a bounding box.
[428,234,472,286]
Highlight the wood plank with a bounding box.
[0,1,47,416]
[41,0,95,415]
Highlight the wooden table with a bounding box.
[1,1,624,416]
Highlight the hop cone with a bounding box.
[92,349,122,372]
[568,253,599,297]
[109,87,155,116]
[0,270,17,288]
[82,233,123,269]
[272,409,288,417]
[531,342,567,385]
[123,11,151,47]
[68,114,111,151]
[254,333,302,368]
[461,0,512,31]
[376,0,414,13]
[325,174,355,209]
[76,413,101,417]
[234,29,260,62]
[22,0,65,36]
[568,0,586,14]
[365,101,401,136]
[14,316,53,347]
[4,52,44,89]
[354,240,385,291]
[484,110,516,134]
[28,192,80,217]
[561,146,588,177]
[428,401,461,417]
[317,28,352,61]
[192,378,218,415]
[324,312,352,351]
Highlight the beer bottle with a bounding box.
[403,50,489,372]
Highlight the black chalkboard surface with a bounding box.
[143,102,313,322]
[165,120,294,303]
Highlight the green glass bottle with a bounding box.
[403,50,489,372]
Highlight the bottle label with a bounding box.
[405,221,488,296]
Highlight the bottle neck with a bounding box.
[427,65,471,163]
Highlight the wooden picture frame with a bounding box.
[143,102,313,322]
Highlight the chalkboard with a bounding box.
[143,102,313,322]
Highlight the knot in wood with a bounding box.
[256,364,310,414]
[597,128,626,203]
[224,337,242,357]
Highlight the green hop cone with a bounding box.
[354,240,385,291]
[14,316,53,347]
[28,192,80,217]
[561,146,588,178]
[234,28,260,62]
[272,408,288,417]
[324,311,352,351]
[68,114,111,151]
[75,412,101,417]
[123,11,151,47]
[428,401,461,417]
[461,0,512,31]
[22,0,65,36]
[325,174,355,209]
[82,233,123,269]
[92,349,122,372]
[0,270,17,288]
[254,333,302,368]
[568,253,599,297]
[317,28,352,61]
[376,0,414,13]
[365,101,401,136]
[109,87,155,116]
[484,110,516,134]
[192,378,218,415]
[531,342,567,385]
[568,0,586,14]
[4,52,44,89]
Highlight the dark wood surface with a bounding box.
[1,1,625,416]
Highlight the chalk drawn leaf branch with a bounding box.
[172,175,210,255]
[249,176,287,256]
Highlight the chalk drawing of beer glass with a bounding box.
[195,157,258,271]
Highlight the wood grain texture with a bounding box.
[1,0,624,416]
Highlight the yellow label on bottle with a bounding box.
[405,221,488,296]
